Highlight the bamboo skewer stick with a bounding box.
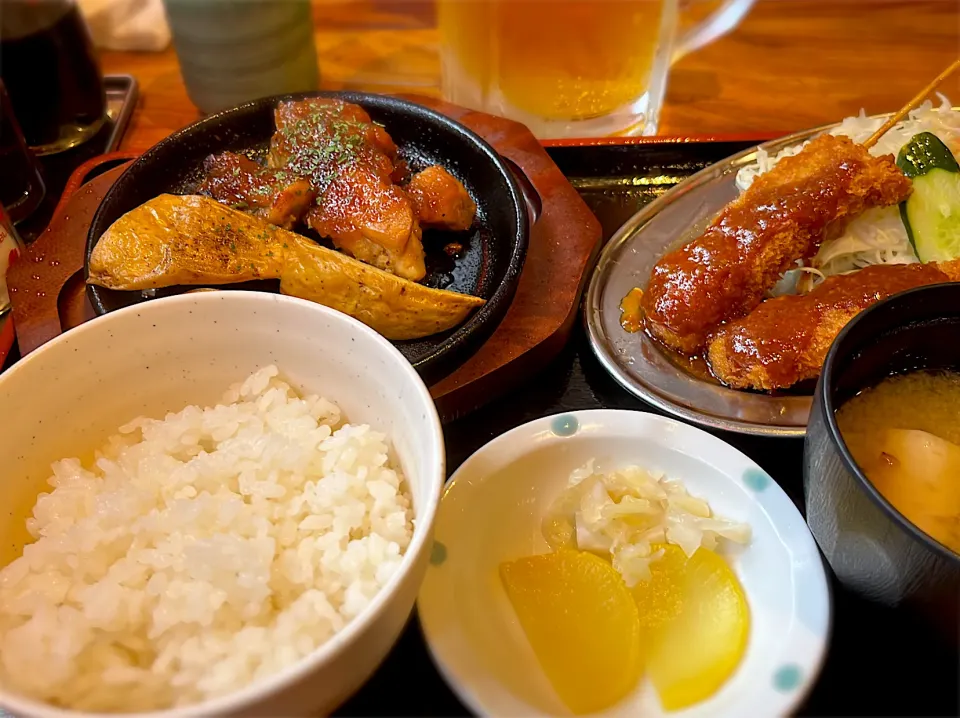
[862,58,960,149]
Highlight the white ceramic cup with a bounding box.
[0,291,445,718]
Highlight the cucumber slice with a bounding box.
[896,133,960,262]
[901,168,960,262]
[897,132,960,178]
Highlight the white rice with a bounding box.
[0,366,413,712]
[735,95,960,290]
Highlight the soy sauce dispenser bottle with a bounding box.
[0,81,44,225]
[0,0,107,155]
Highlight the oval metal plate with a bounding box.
[586,118,902,437]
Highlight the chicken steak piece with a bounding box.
[269,98,427,281]
[198,152,315,230]
[405,165,477,231]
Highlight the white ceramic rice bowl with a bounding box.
[0,291,445,718]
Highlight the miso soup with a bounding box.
[836,370,960,554]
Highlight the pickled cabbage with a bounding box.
[542,461,751,586]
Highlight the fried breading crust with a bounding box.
[641,135,913,354]
[707,261,960,390]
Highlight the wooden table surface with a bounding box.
[102,0,959,152]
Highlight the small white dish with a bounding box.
[417,409,831,718]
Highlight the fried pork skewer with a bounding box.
[640,59,960,357]
[640,135,912,354]
[706,260,960,391]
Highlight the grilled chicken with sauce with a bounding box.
[198,153,315,230]
[271,97,401,176]
[303,162,426,281]
[406,165,477,231]
[269,98,428,280]
[195,98,478,283]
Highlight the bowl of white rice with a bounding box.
[0,291,445,717]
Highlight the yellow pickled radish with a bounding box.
[500,549,642,715]
[633,545,750,711]
[630,545,688,633]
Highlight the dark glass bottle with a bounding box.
[0,0,106,154]
[0,81,44,224]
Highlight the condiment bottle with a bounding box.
[0,81,44,224]
[0,0,107,155]
[0,203,25,319]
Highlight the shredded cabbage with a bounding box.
[736,95,960,292]
[542,461,751,587]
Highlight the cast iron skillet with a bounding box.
[85,92,528,382]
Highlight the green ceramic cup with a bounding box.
[164,0,319,114]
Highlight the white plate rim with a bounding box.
[417,408,833,718]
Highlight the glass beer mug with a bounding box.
[439,0,756,139]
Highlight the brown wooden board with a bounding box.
[7,99,602,422]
